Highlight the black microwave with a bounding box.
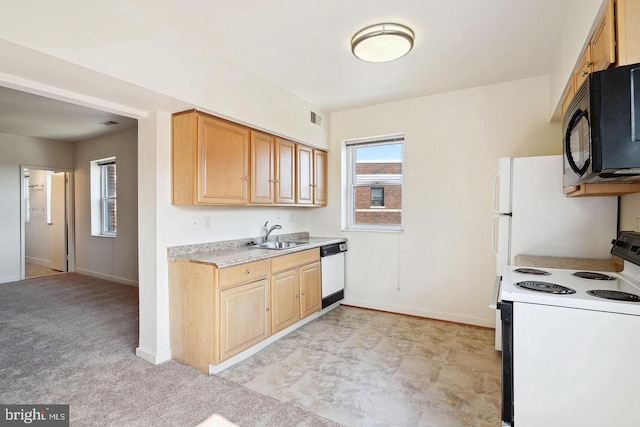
[563,62,640,186]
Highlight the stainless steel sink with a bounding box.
[251,241,309,250]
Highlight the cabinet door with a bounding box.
[296,144,314,205]
[313,149,328,206]
[561,80,575,118]
[250,130,275,204]
[219,279,270,361]
[299,262,322,318]
[271,269,299,333]
[275,138,296,204]
[590,0,615,73]
[573,48,592,91]
[198,114,249,204]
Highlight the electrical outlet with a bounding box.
[191,216,200,230]
[203,216,212,229]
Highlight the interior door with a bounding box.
[50,172,67,272]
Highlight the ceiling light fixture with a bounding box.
[351,23,415,63]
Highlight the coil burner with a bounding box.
[514,268,550,275]
[572,271,616,280]
[587,290,640,302]
[515,281,576,294]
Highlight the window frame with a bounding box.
[100,161,117,236]
[344,135,404,232]
[90,157,117,237]
[370,186,385,208]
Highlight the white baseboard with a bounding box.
[0,275,21,284]
[136,346,172,365]
[341,298,495,328]
[25,257,50,267]
[75,268,138,287]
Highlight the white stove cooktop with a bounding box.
[500,262,640,316]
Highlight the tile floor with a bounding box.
[218,305,502,427]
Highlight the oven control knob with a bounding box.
[632,245,640,254]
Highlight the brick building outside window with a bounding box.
[354,161,402,225]
[345,136,403,231]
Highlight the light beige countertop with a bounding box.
[513,255,623,272]
[167,232,346,268]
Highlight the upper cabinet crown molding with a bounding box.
[172,109,327,207]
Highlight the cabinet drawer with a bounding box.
[219,260,269,289]
[271,248,320,273]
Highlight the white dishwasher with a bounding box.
[320,242,347,308]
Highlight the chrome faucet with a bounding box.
[263,221,282,242]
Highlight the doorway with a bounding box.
[21,166,75,279]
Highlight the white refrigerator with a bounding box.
[491,155,618,349]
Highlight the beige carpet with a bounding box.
[0,273,339,427]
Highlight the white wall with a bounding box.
[24,169,51,266]
[74,127,139,286]
[309,76,561,327]
[0,132,75,283]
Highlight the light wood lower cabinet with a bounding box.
[169,248,322,373]
[270,269,299,332]
[299,261,322,318]
[270,250,322,333]
[219,279,270,361]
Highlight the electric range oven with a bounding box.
[498,231,640,427]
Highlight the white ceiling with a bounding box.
[0,0,573,141]
[0,86,137,142]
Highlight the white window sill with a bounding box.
[91,233,117,238]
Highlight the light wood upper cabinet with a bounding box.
[296,144,314,205]
[250,130,275,204]
[219,279,270,361]
[296,145,328,206]
[275,138,296,204]
[173,109,327,207]
[615,0,640,66]
[573,48,593,91]
[591,0,616,72]
[572,2,614,91]
[313,149,328,206]
[173,110,249,205]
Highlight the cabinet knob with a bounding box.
[581,71,589,77]
[586,61,593,68]
[266,307,270,312]
[245,269,250,275]
[301,292,305,296]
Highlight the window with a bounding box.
[370,187,384,207]
[345,135,403,231]
[90,157,117,237]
